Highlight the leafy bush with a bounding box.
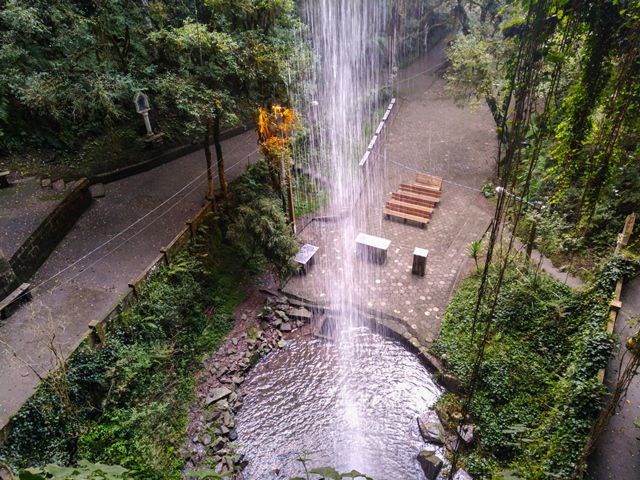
[432,257,622,479]
[19,461,129,479]
[226,161,299,278]
[227,197,298,278]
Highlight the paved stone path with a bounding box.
[0,177,61,258]
[588,275,640,480]
[284,45,497,345]
[0,131,259,428]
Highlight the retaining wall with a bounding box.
[90,123,254,185]
[0,252,18,299]
[9,179,92,284]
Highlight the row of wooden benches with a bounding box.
[384,173,443,227]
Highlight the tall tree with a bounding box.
[151,0,296,198]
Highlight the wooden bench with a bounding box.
[384,200,430,228]
[0,171,10,188]
[416,173,443,190]
[391,191,439,208]
[387,199,433,216]
[294,244,319,274]
[400,182,441,198]
[383,207,430,228]
[355,233,391,264]
[0,283,32,320]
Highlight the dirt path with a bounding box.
[0,131,259,430]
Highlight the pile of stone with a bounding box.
[416,410,474,480]
[185,294,316,477]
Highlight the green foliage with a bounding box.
[227,196,298,278]
[224,161,298,278]
[432,256,623,479]
[19,461,129,480]
[0,236,244,479]
[0,0,299,176]
[468,240,482,267]
[0,0,150,152]
[293,173,327,218]
[449,1,640,272]
[445,31,512,116]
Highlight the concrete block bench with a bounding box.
[356,233,391,265]
[412,248,429,276]
[294,244,319,274]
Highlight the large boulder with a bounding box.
[205,387,232,405]
[454,468,473,480]
[417,411,445,445]
[457,424,475,445]
[417,450,443,480]
[288,307,313,322]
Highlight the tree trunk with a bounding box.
[213,116,228,197]
[267,160,281,194]
[286,169,296,233]
[204,123,214,199]
[279,156,288,218]
[526,221,536,261]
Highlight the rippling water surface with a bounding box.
[236,327,442,480]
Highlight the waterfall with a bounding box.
[292,0,395,474]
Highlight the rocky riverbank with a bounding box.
[182,289,317,478]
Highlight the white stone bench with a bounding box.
[294,244,319,274]
[356,233,391,264]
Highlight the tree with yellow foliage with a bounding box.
[256,105,299,231]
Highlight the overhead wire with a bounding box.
[44,149,259,294]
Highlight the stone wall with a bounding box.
[9,178,92,283]
[0,250,18,298]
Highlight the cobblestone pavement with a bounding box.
[284,46,496,345]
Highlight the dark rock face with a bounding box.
[89,183,106,198]
[417,450,443,480]
[279,322,293,332]
[457,424,474,445]
[288,307,313,321]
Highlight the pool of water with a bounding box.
[236,326,443,479]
